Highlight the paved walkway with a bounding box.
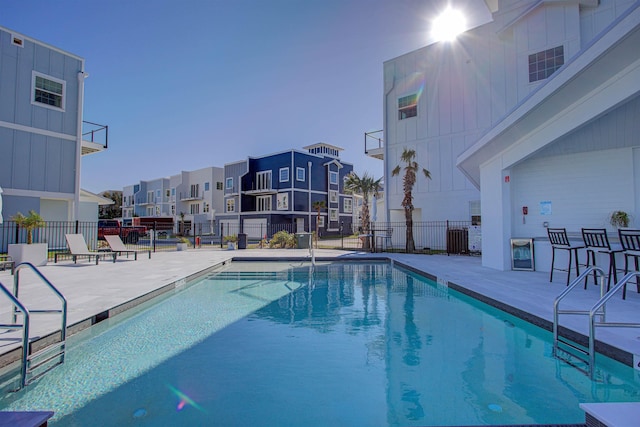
[0,247,639,368]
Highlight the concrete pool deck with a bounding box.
[1,247,640,371]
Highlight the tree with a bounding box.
[344,172,382,250]
[312,200,326,248]
[99,190,122,219]
[391,148,431,253]
[11,210,46,244]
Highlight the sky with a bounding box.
[1,0,491,194]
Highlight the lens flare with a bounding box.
[167,385,205,413]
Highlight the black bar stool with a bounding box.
[547,228,584,285]
[618,228,640,299]
[581,228,623,290]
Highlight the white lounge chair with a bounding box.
[54,234,115,265]
[104,235,151,260]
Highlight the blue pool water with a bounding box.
[1,261,639,426]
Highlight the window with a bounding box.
[147,191,154,203]
[257,195,271,211]
[32,71,65,110]
[190,204,200,214]
[226,178,233,190]
[166,189,170,198]
[156,189,161,199]
[216,182,223,190]
[190,184,199,198]
[279,167,289,182]
[256,171,272,190]
[171,204,176,215]
[296,167,305,182]
[330,209,338,221]
[398,94,417,120]
[344,198,353,213]
[226,199,235,212]
[330,171,338,185]
[204,202,209,213]
[529,46,564,83]
[318,216,325,228]
[330,191,338,203]
[171,188,176,201]
[146,207,154,216]
[204,182,210,191]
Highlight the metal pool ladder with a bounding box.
[553,266,640,378]
[0,262,67,390]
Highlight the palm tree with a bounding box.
[391,148,431,253]
[344,172,382,250]
[11,210,46,244]
[312,200,326,248]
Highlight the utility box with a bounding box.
[237,233,247,250]
[296,233,311,249]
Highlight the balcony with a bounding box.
[364,130,384,160]
[180,192,203,202]
[82,121,108,155]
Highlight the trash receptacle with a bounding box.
[296,233,311,249]
[237,233,247,249]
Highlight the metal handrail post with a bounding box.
[0,281,30,388]
[553,266,605,356]
[589,271,640,376]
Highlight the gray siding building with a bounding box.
[0,26,107,222]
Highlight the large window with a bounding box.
[147,191,154,204]
[257,195,271,211]
[226,199,235,212]
[32,72,65,110]
[257,171,272,190]
[330,191,338,203]
[529,46,564,83]
[190,204,199,214]
[190,184,199,198]
[398,94,417,120]
[226,178,233,190]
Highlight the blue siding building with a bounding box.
[219,143,354,238]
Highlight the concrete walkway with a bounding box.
[0,247,639,368]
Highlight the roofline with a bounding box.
[0,25,84,63]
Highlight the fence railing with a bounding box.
[0,219,479,259]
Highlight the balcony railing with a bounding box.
[81,121,108,155]
[179,192,203,201]
[364,130,384,160]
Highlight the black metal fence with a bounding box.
[0,219,479,260]
[315,220,477,254]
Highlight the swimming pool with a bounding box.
[0,260,639,426]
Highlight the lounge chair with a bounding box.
[104,235,151,260]
[54,234,116,265]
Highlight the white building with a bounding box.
[122,166,224,234]
[377,0,640,271]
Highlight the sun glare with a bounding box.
[431,8,466,42]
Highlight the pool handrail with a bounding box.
[7,262,68,389]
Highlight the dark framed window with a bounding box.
[529,46,564,83]
[398,94,417,120]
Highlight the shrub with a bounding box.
[269,230,296,248]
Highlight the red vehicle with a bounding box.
[98,220,147,244]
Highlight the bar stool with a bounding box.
[581,228,623,290]
[547,228,584,285]
[617,228,640,299]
